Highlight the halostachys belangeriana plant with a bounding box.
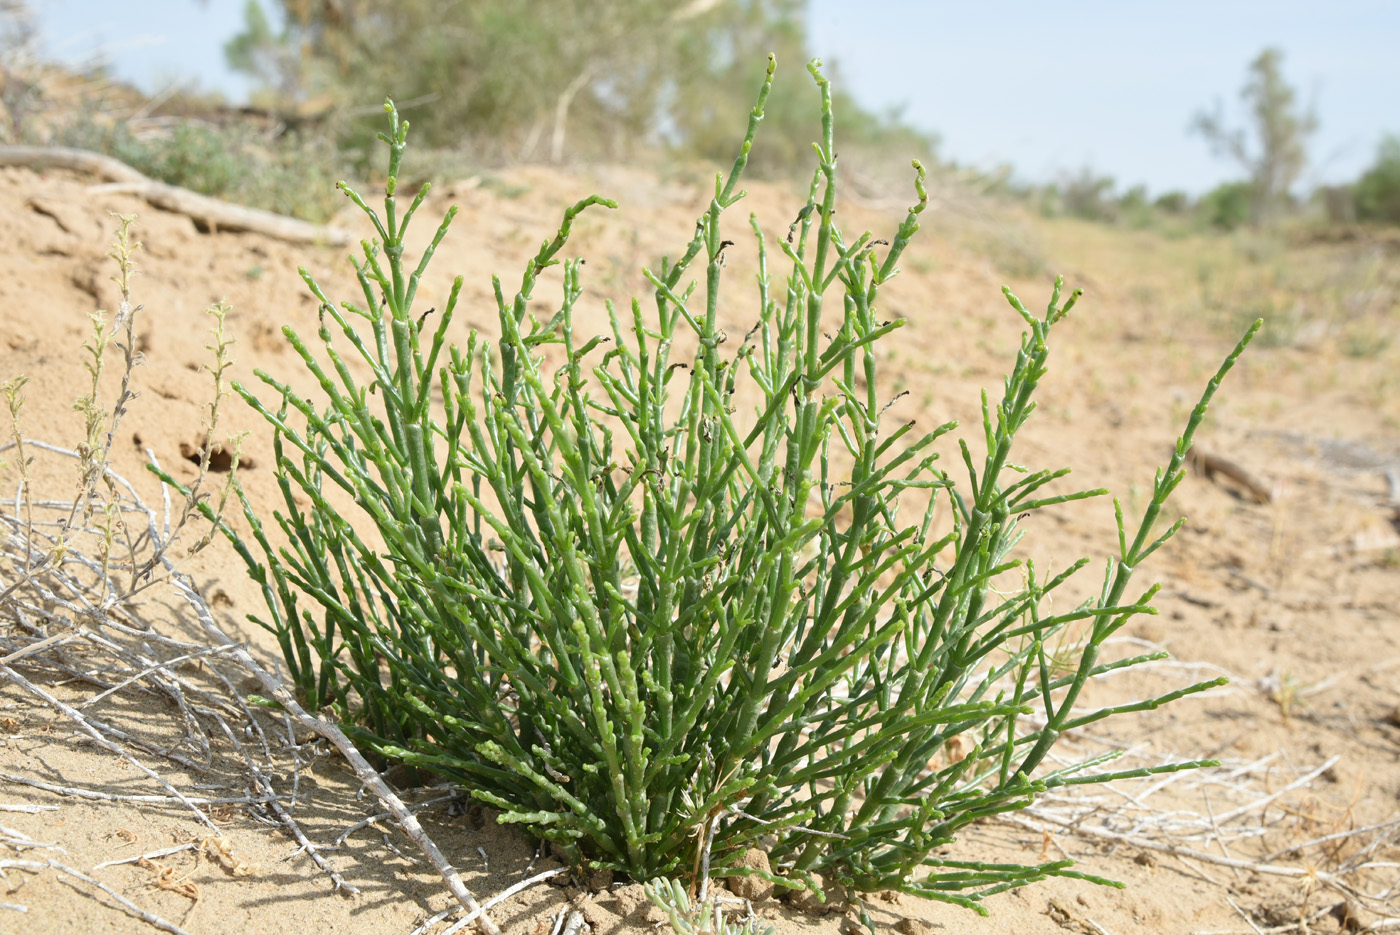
[220,58,1258,913]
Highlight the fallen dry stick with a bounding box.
[258,773,359,896]
[0,772,275,808]
[48,859,194,935]
[331,793,458,849]
[0,145,354,246]
[38,450,509,934]
[408,868,569,935]
[92,844,197,872]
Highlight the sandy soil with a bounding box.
[0,158,1397,935]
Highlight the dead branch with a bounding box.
[92,844,196,872]
[1017,808,1398,918]
[0,772,274,807]
[0,440,372,900]
[48,859,194,935]
[0,823,59,852]
[412,869,569,935]
[261,775,360,896]
[160,565,502,934]
[0,145,353,246]
[0,145,148,183]
[331,793,458,849]
[75,444,504,933]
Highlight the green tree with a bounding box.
[1191,47,1317,225]
[223,0,936,175]
[1197,180,1252,231]
[1354,134,1400,224]
[1054,167,1118,222]
[223,0,308,105]
[225,0,695,159]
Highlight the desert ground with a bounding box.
[0,155,1396,935]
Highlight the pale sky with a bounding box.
[30,0,1400,197]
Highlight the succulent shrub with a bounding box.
[216,58,1257,912]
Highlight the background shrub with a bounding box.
[1198,180,1254,231]
[1354,134,1400,224]
[47,113,346,222]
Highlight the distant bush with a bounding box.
[1198,181,1253,231]
[1354,135,1400,224]
[49,114,346,223]
[1037,174,1165,230]
[1053,167,1119,222]
[1118,184,1154,228]
[1154,191,1191,215]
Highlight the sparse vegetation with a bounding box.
[46,114,347,222]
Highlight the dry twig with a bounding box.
[409,868,569,935]
[0,145,353,245]
[48,859,194,935]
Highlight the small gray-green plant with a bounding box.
[645,877,773,935]
[216,59,1258,913]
